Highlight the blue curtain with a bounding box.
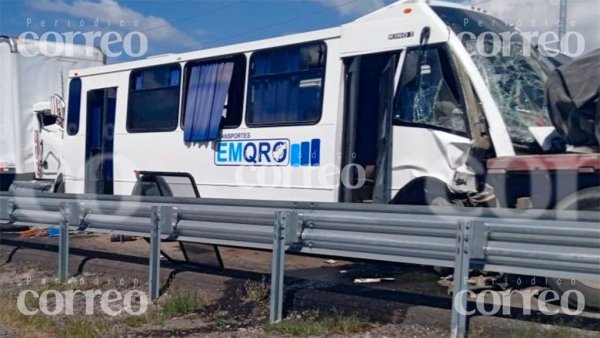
[184,61,234,143]
[252,49,301,76]
[251,77,300,124]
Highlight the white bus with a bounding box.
[55,0,600,305]
[61,0,594,207]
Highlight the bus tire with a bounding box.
[54,175,65,193]
[548,186,600,310]
[131,176,173,197]
[129,175,174,243]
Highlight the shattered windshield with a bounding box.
[433,6,552,147]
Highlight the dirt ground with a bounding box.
[0,229,598,338]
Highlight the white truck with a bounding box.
[0,36,104,191]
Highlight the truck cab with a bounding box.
[0,36,104,192]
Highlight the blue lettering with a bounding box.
[229,142,242,162]
[217,142,227,162]
[258,142,271,162]
[272,141,287,163]
[244,143,257,163]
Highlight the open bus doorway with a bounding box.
[341,52,399,203]
[84,87,117,195]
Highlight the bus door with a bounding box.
[84,87,117,195]
[390,44,474,203]
[342,44,474,204]
[341,51,401,203]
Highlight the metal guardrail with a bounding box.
[0,192,599,338]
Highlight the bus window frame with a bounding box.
[180,53,248,131]
[126,62,182,133]
[245,40,328,128]
[392,43,471,139]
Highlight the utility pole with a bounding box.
[558,0,568,38]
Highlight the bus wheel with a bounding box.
[548,186,600,310]
[391,178,453,206]
[54,175,65,193]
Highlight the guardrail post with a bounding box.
[57,202,85,283]
[147,205,176,300]
[58,203,70,282]
[451,220,473,338]
[148,206,162,300]
[270,211,293,323]
[0,198,12,255]
[0,198,14,222]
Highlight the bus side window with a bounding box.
[393,46,467,135]
[181,54,246,143]
[246,42,327,126]
[127,64,181,133]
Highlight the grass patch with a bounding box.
[159,289,208,318]
[214,317,227,331]
[0,297,56,338]
[0,282,117,338]
[239,277,270,305]
[123,289,209,328]
[508,324,573,338]
[123,314,147,328]
[0,296,110,338]
[265,310,369,337]
[122,307,167,328]
[59,317,110,338]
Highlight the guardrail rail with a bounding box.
[1,192,599,338]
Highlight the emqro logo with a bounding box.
[17,289,148,316]
[215,138,321,167]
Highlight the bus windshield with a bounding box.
[432,6,552,149]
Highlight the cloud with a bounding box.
[474,0,599,54]
[565,0,600,53]
[28,0,198,48]
[312,0,387,17]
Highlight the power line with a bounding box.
[193,0,363,50]
[140,2,242,34]
[558,0,568,37]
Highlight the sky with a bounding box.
[0,0,597,63]
[476,0,599,55]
